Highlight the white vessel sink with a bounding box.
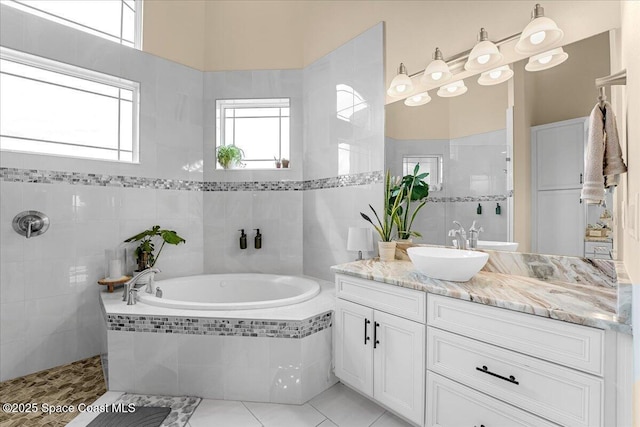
[407,247,489,282]
[476,240,519,251]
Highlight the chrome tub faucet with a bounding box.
[122,267,161,305]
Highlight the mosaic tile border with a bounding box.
[0,167,380,191]
[105,311,333,338]
[0,167,514,201]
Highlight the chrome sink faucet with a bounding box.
[468,221,484,249]
[448,221,467,250]
[122,267,161,305]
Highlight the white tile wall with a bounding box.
[107,328,335,404]
[302,24,385,280]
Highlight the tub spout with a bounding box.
[122,267,161,302]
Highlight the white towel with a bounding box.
[602,102,627,184]
[581,102,627,204]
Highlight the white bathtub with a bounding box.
[137,273,321,310]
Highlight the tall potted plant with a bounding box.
[360,171,405,261]
[391,164,430,241]
[124,225,186,271]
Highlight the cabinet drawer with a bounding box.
[584,241,612,253]
[427,294,604,375]
[427,372,558,427]
[336,274,425,323]
[428,327,603,427]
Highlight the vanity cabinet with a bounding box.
[334,274,425,426]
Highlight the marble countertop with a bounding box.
[332,254,632,334]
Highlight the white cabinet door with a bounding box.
[533,119,586,191]
[536,188,584,256]
[334,299,374,397]
[373,310,425,426]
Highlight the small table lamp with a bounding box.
[347,227,373,261]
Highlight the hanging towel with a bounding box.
[602,101,627,184]
[581,102,627,204]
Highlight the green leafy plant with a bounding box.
[217,145,244,169]
[124,225,186,269]
[391,164,430,240]
[360,171,405,242]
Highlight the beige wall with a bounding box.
[618,3,640,424]
[385,78,507,140]
[142,0,205,70]
[142,1,620,77]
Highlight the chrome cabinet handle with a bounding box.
[475,365,519,385]
[364,319,370,345]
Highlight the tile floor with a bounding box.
[70,383,414,427]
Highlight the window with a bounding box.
[403,155,443,191]
[216,98,290,170]
[2,0,142,48]
[0,47,140,162]
[336,84,368,124]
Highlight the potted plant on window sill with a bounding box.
[124,225,186,282]
[360,171,405,261]
[217,145,244,169]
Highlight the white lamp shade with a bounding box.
[525,47,568,72]
[387,64,414,97]
[516,16,564,54]
[404,91,431,107]
[347,227,373,251]
[477,65,514,86]
[465,29,503,72]
[421,60,452,86]
[437,80,467,98]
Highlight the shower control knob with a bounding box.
[12,211,50,239]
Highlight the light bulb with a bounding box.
[447,86,457,93]
[489,70,502,79]
[411,95,423,102]
[396,84,407,93]
[530,31,546,45]
[431,71,443,81]
[477,54,491,65]
[538,55,552,65]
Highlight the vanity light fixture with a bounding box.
[515,4,564,55]
[525,47,568,72]
[420,47,452,86]
[437,80,467,98]
[387,63,414,96]
[477,65,514,85]
[404,91,431,106]
[464,28,503,72]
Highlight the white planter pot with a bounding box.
[378,241,397,261]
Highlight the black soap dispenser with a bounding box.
[495,203,502,215]
[254,229,262,249]
[238,229,247,250]
[476,203,482,215]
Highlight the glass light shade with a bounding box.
[437,80,467,98]
[404,91,431,107]
[515,7,564,54]
[465,29,503,71]
[477,65,514,86]
[347,227,373,251]
[387,63,414,97]
[525,47,568,72]
[421,59,452,86]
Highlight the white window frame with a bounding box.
[0,47,140,163]
[2,0,144,49]
[216,98,291,170]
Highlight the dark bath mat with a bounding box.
[87,406,171,427]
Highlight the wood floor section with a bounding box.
[0,356,106,427]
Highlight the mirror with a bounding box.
[385,31,615,259]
